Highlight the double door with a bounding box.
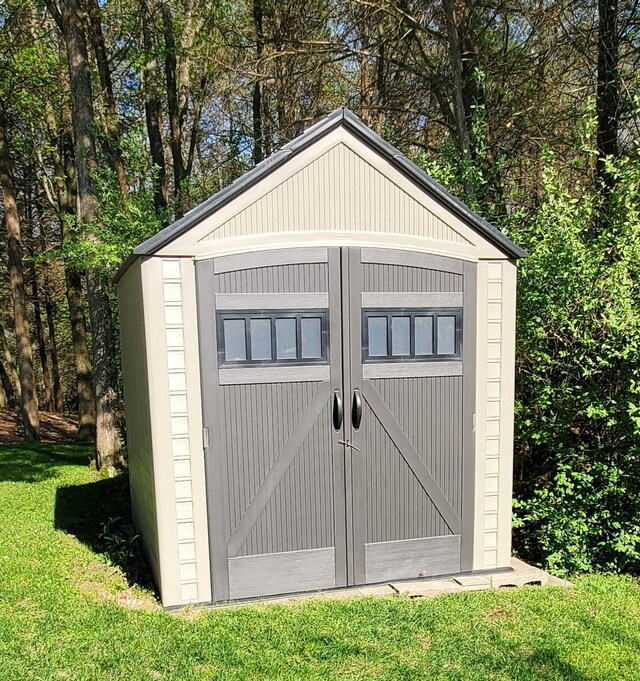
[196,247,474,602]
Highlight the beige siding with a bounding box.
[201,143,470,244]
[472,259,516,570]
[177,258,210,603]
[156,128,507,262]
[143,258,211,606]
[118,260,160,588]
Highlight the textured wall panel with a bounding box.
[161,259,199,600]
[371,376,463,518]
[482,261,503,568]
[363,406,451,543]
[118,262,160,583]
[363,263,463,293]
[200,143,472,244]
[220,382,320,539]
[216,262,328,293]
[240,402,335,555]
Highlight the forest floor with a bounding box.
[1,443,640,680]
[0,409,77,443]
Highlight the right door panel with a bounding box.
[345,248,470,585]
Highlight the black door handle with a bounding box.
[352,389,363,429]
[333,390,343,430]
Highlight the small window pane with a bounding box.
[276,318,297,359]
[391,316,410,356]
[415,316,433,355]
[301,317,322,358]
[250,318,272,360]
[368,316,388,357]
[437,316,456,355]
[224,319,246,361]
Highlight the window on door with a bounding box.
[362,309,461,362]
[217,310,329,366]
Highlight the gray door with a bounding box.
[196,248,347,601]
[341,248,475,586]
[197,246,474,602]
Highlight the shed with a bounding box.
[117,108,526,607]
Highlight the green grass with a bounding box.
[1,445,639,680]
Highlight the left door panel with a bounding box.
[196,248,346,601]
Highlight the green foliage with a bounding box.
[416,103,509,228]
[510,151,640,576]
[98,517,141,584]
[2,444,640,679]
[59,171,165,275]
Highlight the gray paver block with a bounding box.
[453,575,492,590]
[390,579,460,597]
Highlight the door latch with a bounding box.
[338,439,360,452]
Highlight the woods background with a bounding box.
[0,0,638,577]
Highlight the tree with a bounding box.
[0,97,40,440]
[596,0,619,199]
[45,0,124,469]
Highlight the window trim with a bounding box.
[216,309,329,367]
[362,308,462,363]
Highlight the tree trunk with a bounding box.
[0,98,40,441]
[160,3,187,207]
[43,96,96,431]
[0,320,21,401]
[66,267,96,439]
[85,268,123,469]
[443,0,472,164]
[85,0,128,200]
[30,266,54,412]
[50,0,124,467]
[596,0,619,198]
[26,198,54,412]
[252,0,264,164]
[0,358,12,409]
[44,282,63,413]
[38,219,64,413]
[140,0,168,213]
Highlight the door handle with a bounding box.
[352,389,363,429]
[333,389,343,430]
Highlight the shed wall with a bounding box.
[473,259,516,570]
[120,258,211,607]
[118,260,160,588]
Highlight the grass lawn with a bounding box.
[0,445,639,680]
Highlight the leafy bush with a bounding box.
[510,155,640,576]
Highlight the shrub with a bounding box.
[510,155,640,575]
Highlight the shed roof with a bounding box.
[117,108,526,281]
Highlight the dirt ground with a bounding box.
[0,410,79,444]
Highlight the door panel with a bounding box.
[346,248,467,585]
[197,248,346,601]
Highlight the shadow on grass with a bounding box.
[54,473,156,593]
[0,443,93,483]
[516,648,593,681]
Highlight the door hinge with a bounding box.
[203,427,210,450]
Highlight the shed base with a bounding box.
[164,558,572,611]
